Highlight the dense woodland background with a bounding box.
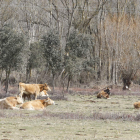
[0,0,140,93]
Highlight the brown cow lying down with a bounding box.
[97,88,111,99]
[19,82,51,100]
[0,95,23,109]
[22,90,49,101]
[20,97,55,110]
[134,102,140,109]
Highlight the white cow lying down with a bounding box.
[20,97,55,110]
[0,95,23,109]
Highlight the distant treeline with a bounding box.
[0,0,140,92]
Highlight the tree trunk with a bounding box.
[97,4,104,81]
[115,0,119,85]
[5,68,10,94]
[26,67,30,83]
[26,65,31,83]
[52,74,55,94]
[67,75,71,92]
[112,62,116,85]
[0,69,3,92]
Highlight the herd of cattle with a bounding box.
[0,82,140,110]
[0,82,55,110]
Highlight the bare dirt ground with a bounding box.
[0,84,140,140]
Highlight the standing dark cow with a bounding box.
[122,78,131,90]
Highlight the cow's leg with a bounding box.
[28,95,31,101]
[27,95,30,101]
[23,94,26,101]
[35,94,37,100]
[12,106,19,110]
[23,96,25,101]
[19,91,24,100]
[35,91,40,100]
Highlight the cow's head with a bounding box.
[15,95,23,104]
[44,97,55,106]
[104,88,111,95]
[41,83,51,91]
[40,90,49,97]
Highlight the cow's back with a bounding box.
[0,96,21,109]
[20,100,45,110]
[19,82,40,95]
[20,98,55,110]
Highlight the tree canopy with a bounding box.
[0,25,25,71]
[0,25,25,92]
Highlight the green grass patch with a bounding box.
[0,94,140,140]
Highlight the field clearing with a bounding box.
[0,88,140,140]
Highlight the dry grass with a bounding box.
[0,88,140,139]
